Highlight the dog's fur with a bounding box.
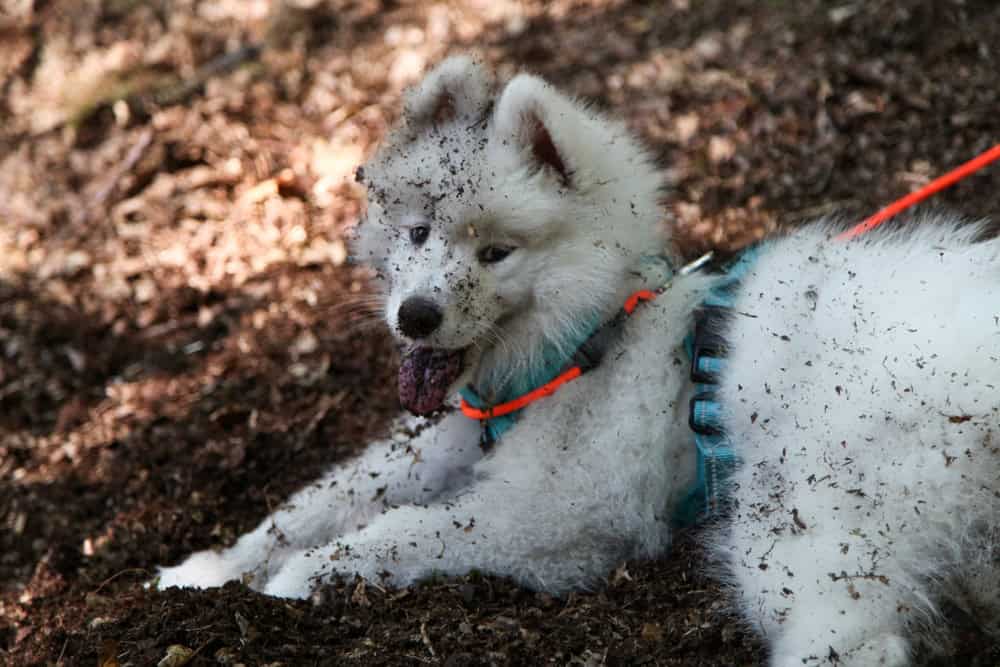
[158,58,1000,665]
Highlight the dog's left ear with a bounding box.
[404,55,493,129]
[493,74,582,187]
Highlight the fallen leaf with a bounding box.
[98,638,120,667]
[157,644,194,667]
[641,622,663,642]
[351,579,370,607]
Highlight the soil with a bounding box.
[3,1,1000,665]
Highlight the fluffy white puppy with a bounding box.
[158,57,1000,666]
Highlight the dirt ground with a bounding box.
[2,1,1000,665]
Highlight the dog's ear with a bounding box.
[404,55,493,129]
[493,74,579,186]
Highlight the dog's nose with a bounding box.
[397,297,443,339]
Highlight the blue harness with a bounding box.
[673,246,759,526]
[461,248,758,527]
[458,321,601,446]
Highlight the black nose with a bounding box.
[397,297,443,339]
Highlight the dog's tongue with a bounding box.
[398,347,464,415]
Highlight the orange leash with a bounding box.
[461,142,1000,421]
[837,143,1000,240]
[460,289,663,420]
[623,289,657,314]
[460,367,582,420]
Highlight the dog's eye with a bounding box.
[409,225,430,246]
[477,245,515,264]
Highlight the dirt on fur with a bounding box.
[2,1,1000,665]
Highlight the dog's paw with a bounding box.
[262,542,398,598]
[156,550,246,591]
[262,550,364,599]
[261,560,318,599]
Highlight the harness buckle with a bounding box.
[570,320,620,373]
[690,306,729,383]
[689,391,724,435]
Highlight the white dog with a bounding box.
[158,57,1000,665]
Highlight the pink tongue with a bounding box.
[398,347,464,415]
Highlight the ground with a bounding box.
[2,1,1000,665]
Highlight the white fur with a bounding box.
[713,219,1000,664]
[158,58,1000,665]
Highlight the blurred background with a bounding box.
[2,1,999,664]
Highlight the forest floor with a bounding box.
[2,1,1000,665]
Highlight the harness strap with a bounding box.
[672,246,761,525]
[460,257,676,441]
[459,366,582,421]
[674,305,741,527]
[459,289,668,425]
[459,292,656,449]
[460,249,756,525]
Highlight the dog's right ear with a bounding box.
[492,74,584,187]
[403,56,493,130]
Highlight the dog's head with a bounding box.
[354,56,668,415]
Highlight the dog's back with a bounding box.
[715,218,1000,664]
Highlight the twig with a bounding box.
[420,621,436,658]
[89,127,155,212]
[151,44,262,107]
[91,567,149,595]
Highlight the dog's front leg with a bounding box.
[157,410,482,591]
[263,475,622,599]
